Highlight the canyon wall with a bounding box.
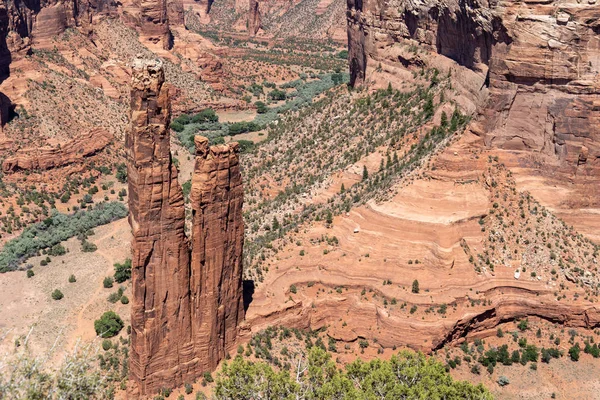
[127,58,244,396]
[2,129,112,172]
[346,0,599,229]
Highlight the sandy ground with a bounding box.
[0,218,132,361]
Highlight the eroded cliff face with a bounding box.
[190,136,245,373]
[247,0,261,35]
[2,129,112,172]
[346,0,599,231]
[127,58,244,397]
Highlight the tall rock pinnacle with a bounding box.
[127,58,244,396]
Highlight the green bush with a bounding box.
[51,289,64,301]
[120,296,129,305]
[569,344,581,361]
[68,274,76,283]
[171,121,184,132]
[268,89,286,101]
[26,269,34,278]
[192,109,218,123]
[114,259,132,283]
[0,203,128,272]
[255,101,268,114]
[412,279,419,294]
[103,276,114,289]
[102,339,112,351]
[48,244,66,256]
[94,311,124,338]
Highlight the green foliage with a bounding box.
[517,319,529,331]
[192,109,219,123]
[0,342,114,398]
[337,50,349,59]
[116,163,128,184]
[26,269,34,278]
[215,347,492,399]
[114,258,132,283]
[268,89,287,101]
[171,121,185,132]
[0,202,128,272]
[103,276,114,289]
[255,101,268,114]
[51,289,64,301]
[94,311,124,338]
[228,121,261,135]
[412,279,420,294]
[237,140,255,153]
[48,244,66,256]
[69,274,76,283]
[102,339,112,351]
[81,240,97,252]
[120,296,129,305]
[290,285,297,294]
[569,344,581,361]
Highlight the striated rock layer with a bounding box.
[247,0,261,35]
[2,129,112,172]
[127,58,244,396]
[346,0,600,238]
[190,136,245,373]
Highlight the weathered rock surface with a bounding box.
[346,0,600,239]
[189,136,245,373]
[127,58,244,396]
[2,129,112,172]
[247,0,261,35]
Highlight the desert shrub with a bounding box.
[102,339,112,351]
[412,279,419,294]
[120,296,129,305]
[255,101,268,114]
[237,140,255,153]
[0,342,114,398]
[192,109,219,123]
[26,269,34,278]
[69,274,76,283]
[171,121,184,132]
[114,259,132,283]
[268,89,287,101]
[51,289,64,301]
[103,276,114,289]
[569,344,581,361]
[0,202,128,272]
[497,376,509,386]
[107,292,121,304]
[94,311,124,338]
[48,244,66,256]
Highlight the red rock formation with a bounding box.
[2,129,112,172]
[127,59,244,396]
[135,0,174,49]
[247,0,261,36]
[190,136,245,373]
[346,0,599,228]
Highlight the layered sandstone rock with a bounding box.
[2,129,112,172]
[247,0,261,35]
[137,0,174,49]
[127,58,244,396]
[346,0,599,236]
[189,136,245,373]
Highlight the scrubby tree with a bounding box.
[412,279,420,294]
[94,311,124,338]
